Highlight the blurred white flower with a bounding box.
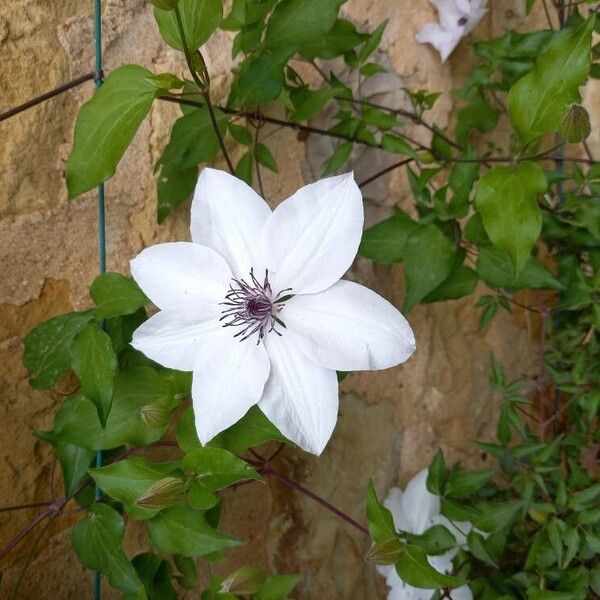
[415,0,487,62]
[377,469,473,600]
[130,168,415,455]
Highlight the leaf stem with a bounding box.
[172,6,234,173]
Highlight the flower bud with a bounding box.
[365,537,405,565]
[136,477,186,509]
[220,565,266,594]
[558,104,591,143]
[147,0,179,10]
[417,150,435,164]
[140,403,170,428]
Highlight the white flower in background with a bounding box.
[130,169,415,455]
[415,0,487,63]
[378,469,473,600]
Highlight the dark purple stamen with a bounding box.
[220,269,291,343]
[457,16,468,26]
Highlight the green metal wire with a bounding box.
[93,0,105,598]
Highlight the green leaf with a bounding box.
[209,406,288,452]
[526,590,576,600]
[72,503,143,594]
[476,247,562,290]
[228,123,253,145]
[467,530,498,567]
[144,72,184,91]
[423,265,479,303]
[357,19,387,63]
[255,143,278,172]
[177,405,287,454]
[290,86,340,122]
[90,458,182,520]
[160,107,227,170]
[402,225,457,311]
[36,431,94,496]
[323,142,353,176]
[156,162,198,223]
[148,505,241,556]
[507,18,595,143]
[90,272,147,319]
[299,19,367,60]
[182,447,262,490]
[67,65,163,198]
[230,55,284,107]
[475,162,547,274]
[235,150,254,185]
[426,449,446,495]
[132,552,178,599]
[173,554,198,589]
[448,148,480,217]
[394,544,463,589]
[381,133,419,159]
[366,480,397,544]
[264,0,341,51]
[24,311,93,389]
[359,209,417,264]
[55,367,179,450]
[70,323,117,425]
[153,0,222,50]
[445,470,493,497]
[254,574,301,600]
[404,524,456,556]
[473,500,525,532]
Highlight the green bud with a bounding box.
[558,104,591,143]
[136,477,186,509]
[147,0,179,10]
[417,150,435,164]
[365,537,405,566]
[140,403,170,428]
[220,565,266,594]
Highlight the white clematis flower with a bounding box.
[130,168,415,455]
[415,0,487,63]
[377,469,473,600]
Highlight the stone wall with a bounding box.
[0,1,555,597]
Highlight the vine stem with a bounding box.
[159,96,597,165]
[245,457,368,535]
[173,6,234,173]
[359,158,414,188]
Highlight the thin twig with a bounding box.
[254,127,266,198]
[0,501,55,514]
[359,158,414,188]
[0,72,96,123]
[542,0,555,28]
[261,465,368,535]
[244,456,368,535]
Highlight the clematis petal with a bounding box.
[431,0,464,30]
[192,327,270,445]
[130,241,231,314]
[260,172,363,294]
[131,308,220,371]
[400,469,441,534]
[282,280,415,371]
[191,168,271,279]
[415,23,461,63]
[259,333,338,455]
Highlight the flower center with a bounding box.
[457,16,468,26]
[220,268,291,343]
